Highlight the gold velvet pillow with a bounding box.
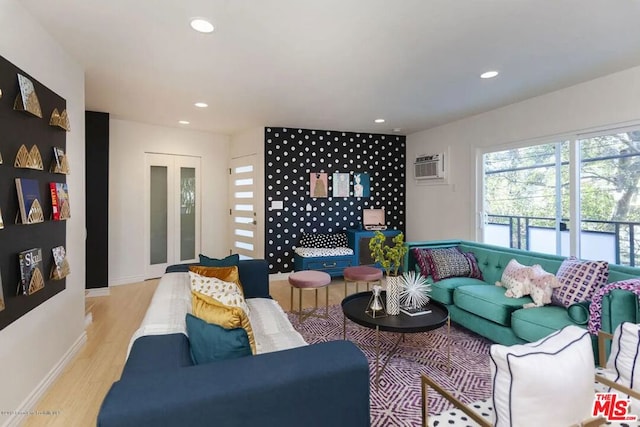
[191,290,256,354]
[189,265,244,294]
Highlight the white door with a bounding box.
[229,155,258,259]
[146,153,201,278]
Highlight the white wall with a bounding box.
[109,119,230,285]
[0,0,86,425]
[406,65,640,242]
[230,127,265,258]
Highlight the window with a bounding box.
[480,127,640,266]
[579,131,640,265]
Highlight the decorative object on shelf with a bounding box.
[332,172,350,197]
[28,145,43,169]
[50,182,71,220]
[49,108,70,131]
[15,178,44,224]
[0,207,4,229]
[18,247,44,295]
[13,74,42,118]
[369,231,407,315]
[400,271,431,309]
[14,144,43,170]
[50,146,70,174]
[0,88,2,99]
[353,172,370,197]
[366,284,387,318]
[310,172,328,198]
[50,246,70,280]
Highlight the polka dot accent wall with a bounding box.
[265,127,406,274]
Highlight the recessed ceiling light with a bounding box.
[480,70,499,79]
[190,18,214,34]
[392,128,402,133]
[194,102,208,108]
[374,119,385,124]
[178,120,190,125]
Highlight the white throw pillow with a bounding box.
[606,322,640,414]
[490,325,594,427]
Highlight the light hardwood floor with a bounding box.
[22,276,355,427]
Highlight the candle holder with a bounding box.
[366,285,387,318]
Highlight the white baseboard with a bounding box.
[108,275,146,286]
[85,287,110,297]
[3,332,87,427]
[85,312,93,328]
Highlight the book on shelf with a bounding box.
[51,147,69,174]
[18,248,44,296]
[51,246,70,280]
[50,182,70,220]
[400,304,432,317]
[0,207,4,229]
[15,178,44,224]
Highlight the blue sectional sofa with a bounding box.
[98,260,371,427]
[404,240,640,360]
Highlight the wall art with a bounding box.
[353,172,370,197]
[310,172,328,198]
[332,172,350,197]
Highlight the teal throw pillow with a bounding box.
[185,313,252,364]
[198,253,239,267]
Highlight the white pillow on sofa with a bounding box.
[606,322,640,414]
[490,325,594,427]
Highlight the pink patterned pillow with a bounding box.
[551,257,609,307]
[497,259,534,291]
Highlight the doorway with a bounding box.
[145,153,201,278]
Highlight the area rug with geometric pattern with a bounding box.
[287,305,493,427]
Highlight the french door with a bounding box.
[229,155,258,259]
[146,153,201,278]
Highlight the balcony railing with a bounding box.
[485,214,640,266]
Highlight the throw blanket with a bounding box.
[588,279,640,335]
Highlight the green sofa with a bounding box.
[404,240,640,360]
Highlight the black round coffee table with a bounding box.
[342,291,450,388]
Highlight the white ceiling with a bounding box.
[21,1,640,136]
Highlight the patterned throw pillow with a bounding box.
[334,232,349,248]
[552,257,609,307]
[412,248,430,277]
[424,247,471,281]
[462,251,483,280]
[188,271,250,315]
[189,265,244,294]
[298,233,336,248]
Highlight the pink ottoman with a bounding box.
[289,270,332,322]
[343,266,383,297]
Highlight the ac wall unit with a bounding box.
[414,153,445,180]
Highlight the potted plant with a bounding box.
[369,231,407,314]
